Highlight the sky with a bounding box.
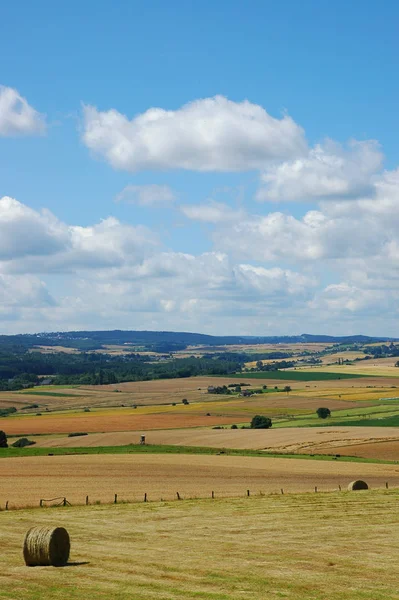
[1,0,399,336]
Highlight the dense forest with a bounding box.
[0,350,243,390]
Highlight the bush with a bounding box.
[83,407,91,412]
[11,437,36,448]
[0,430,7,448]
[182,398,189,405]
[68,432,88,437]
[250,415,272,429]
[231,424,238,429]
[316,407,331,419]
[0,407,17,417]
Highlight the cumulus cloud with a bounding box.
[82,95,307,172]
[0,86,46,136]
[0,274,55,307]
[0,196,158,273]
[256,139,383,202]
[4,179,399,335]
[115,184,176,206]
[0,197,69,260]
[180,201,245,223]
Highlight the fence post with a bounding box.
[144,493,147,502]
[281,488,284,495]
[40,499,43,507]
[5,501,8,511]
[315,486,317,493]
[86,495,89,505]
[63,497,67,507]
[386,482,389,489]
[338,485,341,491]
[114,493,118,504]
[176,492,181,500]
[212,491,214,499]
[247,489,250,497]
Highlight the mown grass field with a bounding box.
[1,490,398,600]
[1,452,399,509]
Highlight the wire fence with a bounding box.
[0,481,394,512]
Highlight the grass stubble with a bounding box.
[0,490,398,600]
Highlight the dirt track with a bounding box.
[1,453,398,508]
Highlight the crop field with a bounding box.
[230,371,366,381]
[29,424,399,455]
[294,358,399,377]
[2,453,399,508]
[1,490,399,599]
[0,391,390,437]
[320,440,399,461]
[3,373,399,437]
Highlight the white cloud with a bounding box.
[115,184,176,206]
[0,86,46,136]
[257,139,383,202]
[0,196,158,273]
[0,274,55,308]
[0,197,68,260]
[180,201,245,224]
[4,181,399,335]
[82,95,307,172]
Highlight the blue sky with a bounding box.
[0,0,399,335]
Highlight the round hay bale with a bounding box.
[23,526,70,566]
[347,480,369,491]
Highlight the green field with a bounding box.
[273,403,399,428]
[1,490,398,599]
[330,415,399,427]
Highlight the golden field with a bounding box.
[28,425,399,456]
[1,453,399,509]
[1,491,398,599]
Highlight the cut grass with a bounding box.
[1,491,398,599]
[0,443,397,464]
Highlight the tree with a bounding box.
[284,386,292,395]
[250,415,272,429]
[182,398,189,405]
[0,430,8,448]
[256,360,263,370]
[316,407,331,419]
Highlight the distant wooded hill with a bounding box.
[0,330,396,352]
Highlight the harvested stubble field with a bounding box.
[0,410,242,435]
[1,491,399,599]
[294,358,399,377]
[31,425,399,457]
[317,439,399,461]
[2,453,399,509]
